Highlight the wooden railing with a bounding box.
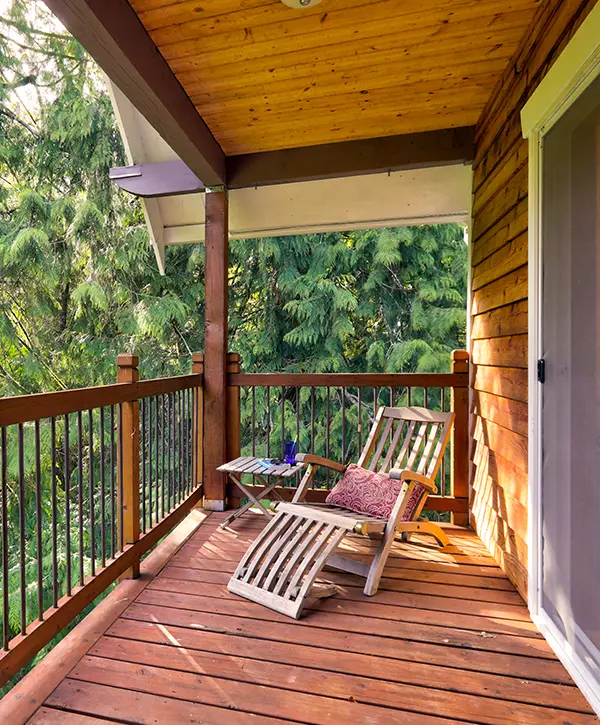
[0,353,204,686]
[226,351,469,517]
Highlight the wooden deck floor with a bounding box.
[23,511,598,724]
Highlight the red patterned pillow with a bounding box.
[325,464,426,520]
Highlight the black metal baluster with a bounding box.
[171,392,176,508]
[341,387,346,464]
[326,387,331,488]
[358,388,363,453]
[374,387,379,417]
[280,386,285,458]
[118,404,124,552]
[110,406,116,558]
[189,388,193,495]
[148,397,153,525]
[141,398,146,533]
[266,387,271,458]
[64,414,71,595]
[161,395,166,518]
[295,387,301,484]
[50,418,58,609]
[34,420,43,621]
[389,387,395,465]
[175,391,180,504]
[251,387,256,456]
[310,388,315,455]
[1,428,8,649]
[424,387,429,409]
[408,386,412,406]
[88,409,95,578]
[18,423,26,635]
[99,408,106,567]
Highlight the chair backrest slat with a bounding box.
[405,422,428,471]
[367,418,394,471]
[356,407,385,468]
[379,420,406,473]
[393,420,415,471]
[358,406,454,487]
[419,423,441,476]
[426,423,449,480]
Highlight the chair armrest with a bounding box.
[388,469,437,494]
[295,453,347,473]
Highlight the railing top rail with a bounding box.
[229,372,467,388]
[0,373,203,428]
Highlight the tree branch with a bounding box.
[0,16,72,40]
[0,104,39,137]
[0,31,78,60]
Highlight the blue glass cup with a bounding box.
[284,440,298,465]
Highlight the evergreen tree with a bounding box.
[229,226,466,375]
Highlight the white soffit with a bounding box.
[108,81,471,273]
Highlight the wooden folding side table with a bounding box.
[217,456,307,529]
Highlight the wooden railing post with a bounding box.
[117,353,140,578]
[450,349,469,526]
[226,353,241,509]
[203,189,228,510]
[191,353,204,488]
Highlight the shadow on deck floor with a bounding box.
[10,511,600,724]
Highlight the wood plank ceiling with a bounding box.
[128,0,542,156]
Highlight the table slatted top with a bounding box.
[218,456,305,478]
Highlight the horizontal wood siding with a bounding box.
[470,0,599,599]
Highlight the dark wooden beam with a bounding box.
[43,0,225,186]
[203,191,229,509]
[226,127,475,189]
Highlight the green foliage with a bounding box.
[229,225,467,375]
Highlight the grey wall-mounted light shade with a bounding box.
[110,159,205,198]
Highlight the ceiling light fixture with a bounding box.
[281,0,323,8]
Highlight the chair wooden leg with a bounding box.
[364,524,397,596]
[396,521,450,547]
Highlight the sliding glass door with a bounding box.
[541,71,600,692]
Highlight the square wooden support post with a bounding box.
[203,189,229,511]
[191,353,204,489]
[226,352,242,509]
[450,349,469,526]
[117,353,141,579]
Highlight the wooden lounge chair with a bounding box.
[228,405,455,619]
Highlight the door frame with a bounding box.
[521,3,600,715]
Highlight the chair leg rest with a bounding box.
[396,521,450,547]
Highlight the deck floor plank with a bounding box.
[25,511,597,724]
[87,637,592,725]
[103,619,591,712]
[120,597,574,683]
